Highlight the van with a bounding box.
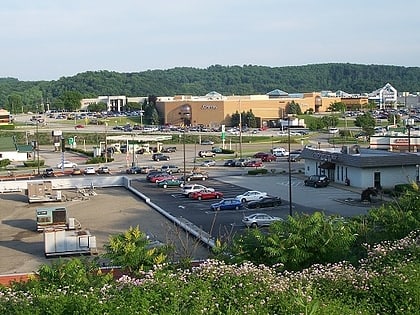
[271,147,289,157]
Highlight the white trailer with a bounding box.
[44,229,97,257]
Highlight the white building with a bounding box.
[300,146,420,190]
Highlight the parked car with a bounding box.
[156,178,184,188]
[181,184,214,197]
[126,166,143,174]
[43,168,54,177]
[148,173,175,183]
[198,150,216,158]
[97,166,110,174]
[304,175,330,188]
[246,196,282,209]
[190,189,223,200]
[71,168,82,175]
[234,158,251,167]
[210,198,243,211]
[201,160,216,167]
[260,153,277,162]
[161,164,180,174]
[182,172,209,181]
[200,140,214,145]
[83,167,96,175]
[253,152,267,158]
[288,150,302,162]
[245,160,263,167]
[271,147,289,157]
[235,190,268,203]
[242,213,283,228]
[161,146,177,153]
[152,153,170,161]
[211,147,223,153]
[139,166,158,174]
[56,161,77,168]
[146,171,165,181]
[223,159,236,167]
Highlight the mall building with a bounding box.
[80,83,406,128]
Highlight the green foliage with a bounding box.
[23,160,45,167]
[328,101,347,113]
[87,101,107,112]
[230,110,257,128]
[1,64,419,111]
[59,91,83,111]
[321,115,339,128]
[388,113,401,125]
[304,115,325,130]
[224,212,357,270]
[247,168,268,175]
[0,124,15,130]
[287,100,303,115]
[104,226,171,275]
[354,112,376,135]
[86,156,114,164]
[0,159,11,167]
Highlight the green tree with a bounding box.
[388,113,401,125]
[287,100,302,115]
[321,115,339,129]
[222,212,357,271]
[104,226,170,274]
[59,91,83,111]
[328,101,346,113]
[88,102,107,112]
[7,93,23,114]
[355,112,376,135]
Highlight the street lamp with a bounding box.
[406,118,414,152]
[179,111,191,183]
[287,115,292,216]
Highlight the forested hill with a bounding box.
[1,63,419,109]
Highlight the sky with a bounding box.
[1,0,419,81]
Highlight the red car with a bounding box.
[190,189,223,200]
[245,160,263,167]
[149,173,176,183]
[261,153,277,162]
[253,152,267,158]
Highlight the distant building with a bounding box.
[0,137,33,162]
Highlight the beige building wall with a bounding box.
[156,93,341,127]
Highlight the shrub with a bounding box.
[23,160,45,167]
[394,183,415,195]
[248,168,268,175]
[86,156,114,164]
[0,159,11,167]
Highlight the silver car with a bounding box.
[242,213,283,228]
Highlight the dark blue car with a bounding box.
[210,198,243,211]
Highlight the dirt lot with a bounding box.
[0,187,210,275]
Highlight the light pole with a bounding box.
[406,118,414,152]
[287,115,292,216]
[180,111,190,183]
[36,117,40,175]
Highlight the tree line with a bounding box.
[1,63,420,113]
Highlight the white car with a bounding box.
[56,161,77,168]
[235,190,268,203]
[83,167,96,175]
[201,160,216,167]
[181,184,214,197]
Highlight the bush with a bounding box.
[0,159,11,167]
[221,148,235,154]
[23,160,45,167]
[248,168,268,175]
[394,184,416,195]
[86,157,114,164]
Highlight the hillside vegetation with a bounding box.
[1,63,420,111]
